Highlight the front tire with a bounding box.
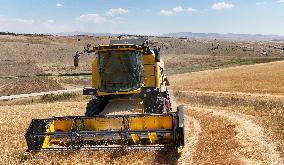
[144,94,165,114]
[85,97,109,116]
[142,88,172,114]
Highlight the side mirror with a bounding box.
[74,52,80,67]
[154,47,161,62]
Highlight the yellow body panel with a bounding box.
[92,58,99,89]
[143,54,156,87]
[128,116,172,130]
[46,118,124,132]
[51,120,73,132]
[82,118,123,131]
[42,120,72,148]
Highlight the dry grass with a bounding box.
[188,105,283,164]
[173,90,284,111]
[170,60,284,94]
[163,54,284,75]
[0,92,89,106]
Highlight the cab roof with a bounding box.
[110,38,147,46]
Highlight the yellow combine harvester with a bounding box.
[25,37,184,151]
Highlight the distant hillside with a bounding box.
[2,31,284,41]
[161,32,284,41]
[57,31,284,41]
[51,32,121,37]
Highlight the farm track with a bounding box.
[2,88,283,101]
[177,115,201,165]
[0,88,83,100]
[176,90,284,99]
[186,105,283,164]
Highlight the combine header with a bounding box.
[25,36,184,151]
[25,107,184,151]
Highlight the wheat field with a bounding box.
[169,60,284,95]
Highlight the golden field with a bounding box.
[170,60,284,95]
[170,61,284,162]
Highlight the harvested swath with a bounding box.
[101,99,142,115]
[102,90,179,115]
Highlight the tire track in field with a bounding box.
[170,89,284,100]
[177,115,201,165]
[185,106,240,164]
[0,88,82,100]
[189,105,283,165]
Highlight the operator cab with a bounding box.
[98,50,144,92]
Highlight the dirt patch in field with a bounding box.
[0,60,43,77]
[0,35,110,75]
[0,77,64,96]
[0,79,11,89]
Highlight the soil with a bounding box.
[0,77,63,96]
[0,60,43,77]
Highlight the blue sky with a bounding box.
[0,0,284,35]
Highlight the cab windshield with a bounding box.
[99,50,143,92]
